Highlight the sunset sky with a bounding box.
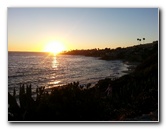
[8,8,158,52]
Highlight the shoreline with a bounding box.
[9,55,133,95]
[8,41,158,121]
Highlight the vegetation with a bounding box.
[61,41,158,62]
[8,41,158,121]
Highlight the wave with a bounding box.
[8,75,25,78]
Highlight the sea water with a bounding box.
[8,52,130,95]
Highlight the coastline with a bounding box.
[8,41,158,121]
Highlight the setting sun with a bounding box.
[44,41,65,54]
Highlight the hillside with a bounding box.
[62,41,158,62]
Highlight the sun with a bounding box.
[44,41,65,55]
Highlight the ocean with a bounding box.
[8,52,130,95]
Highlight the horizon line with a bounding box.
[8,41,157,53]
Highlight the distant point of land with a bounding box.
[61,41,158,63]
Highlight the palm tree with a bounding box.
[137,38,140,44]
[143,38,145,44]
[139,39,141,44]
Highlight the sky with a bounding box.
[8,8,158,52]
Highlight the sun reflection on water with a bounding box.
[46,55,61,89]
[46,80,61,89]
[52,56,58,68]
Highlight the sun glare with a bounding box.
[44,41,65,55]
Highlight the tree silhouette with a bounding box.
[137,38,140,44]
[143,38,145,44]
